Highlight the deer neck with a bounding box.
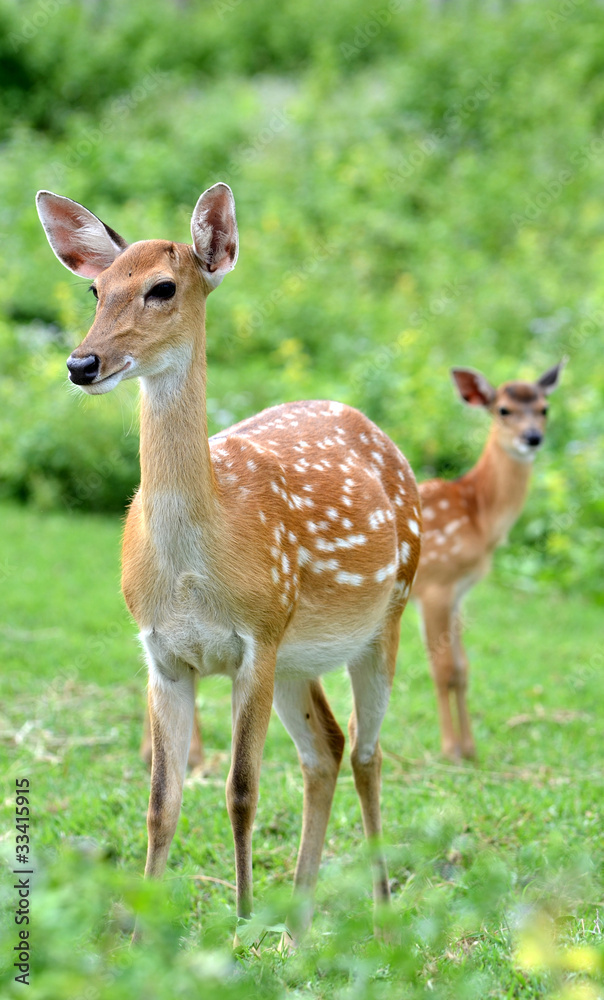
[138,303,217,531]
[464,429,533,547]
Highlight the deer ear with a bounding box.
[191,182,238,289]
[537,358,566,395]
[451,367,496,407]
[36,191,128,279]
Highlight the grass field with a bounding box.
[1,500,603,998]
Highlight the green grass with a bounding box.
[1,500,603,998]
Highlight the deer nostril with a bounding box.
[524,431,543,448]
[66,354,101,385]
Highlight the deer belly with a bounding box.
[275,621,380,678]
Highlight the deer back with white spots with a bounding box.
[412,363,564,760]
[36,184,422,944]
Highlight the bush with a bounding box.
[0,0,602,596]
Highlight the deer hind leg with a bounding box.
[347,610,402,911]
[451,611,475,759]
[273,677,345,939]
[419,588,460,759]
[141,677,204,770]
[144,659,196,879]
[227,647,276,923]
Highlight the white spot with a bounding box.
[271,567,279,584]
[315,538,336,553]
[288,531,297,543]
[326,507,339,521]
[259,511,267,524]
[282,553,290,574]
[408,519,420,536]
[438,499,450,510]
[338,533,367,549]
[375,561,397,582]
[369,509,386,530]
[444,517,467,536]
[342,496,353,508]
[423,507,435,521]
[247,459,257,471]
[399,541,411,564]
[335,571,364,586]
[312,558,340,573]
[271,546,280,559]
[342,518,353,529]
[298,547,311,566]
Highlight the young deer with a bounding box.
[411,364,563,760]
[36,184,422,939]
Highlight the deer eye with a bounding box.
[499,406,511,417]
[541,407,549,416]
[89,285,98,299]
[147,281,176,300]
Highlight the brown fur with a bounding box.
[412,366,562,758]
[37,185,422,940]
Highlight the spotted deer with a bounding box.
[411,364,564,760]
[36,183,422,941]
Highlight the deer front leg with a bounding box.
[451,616,475,759]
[227,647,276,923]
[144,658,196,879]
[419,589,460,759]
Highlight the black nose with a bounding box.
[523,430,543,448]
[66,354,100,385]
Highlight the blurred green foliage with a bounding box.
[0,0,602,596]
[2,832,602,999]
